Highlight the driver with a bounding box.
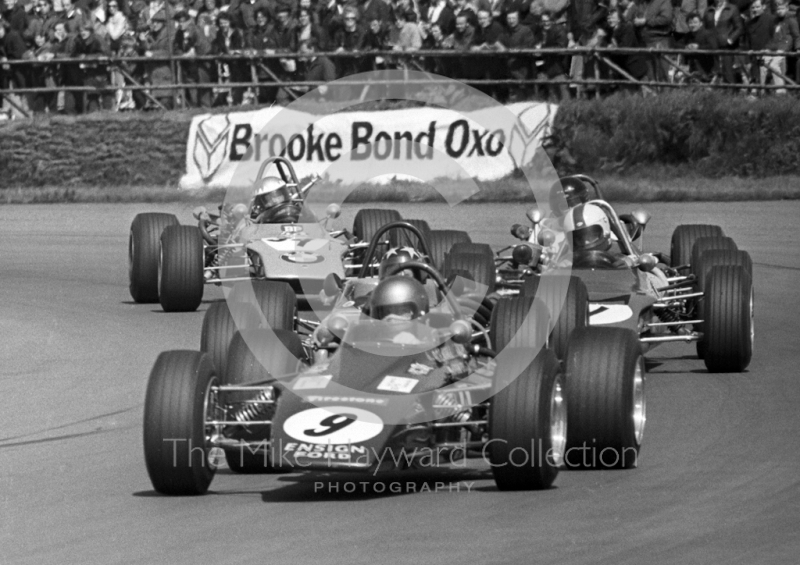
[562,203,632,269]
[368,276,430,344]
[250,176,299,223]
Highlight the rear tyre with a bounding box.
[159,225,204,312]
[397,219,432,250]
[230,280,297,331]
[427,230,471,272]
[490,296,549,353]
[703,265,753,373]
[489,348,565,491]
[450,242,494,263]
[694,249,752,359]
[564,327,645,470]
[129,213,178,303]
[200,302,263,380]
[690,236,738,276]
[521,275,589,360]
[224,329,304,473]
[143,351,219,495]
[352,208,402,245]
[670,224,724,273]
[444,251,496,294]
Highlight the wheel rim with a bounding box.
[632,357,646,445]
[203,376,224,470]
[550,374,567,467]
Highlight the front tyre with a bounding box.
[159,225,205,312]
[143,351,220,495]
[703,265,754,373]
[489,348,565,491]
[564,327,645,469]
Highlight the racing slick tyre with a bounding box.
[521,275,589,361]
[702,265,754,373]
[670,224,724,272]
[694,249,752,359]
[200,302,263,380]
[489,348,566,490]
[129,213,178,303]
[159,225,204,312]
[427,230,472,272]
[352,208,402,245]
[143,350,220,495]
[397,219,432,250]
[230,280,297,331]
[449,242,494,263]
[490,296,549,353]
[444,251,496,295]
[564,327,645,470]
[223,329,304,473]
[690,236,738,276]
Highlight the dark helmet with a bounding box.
[563,203,612,252]
[549,176,589,216]
[378,246,427,282]
[369,275,430,321]
[251,176,300,223]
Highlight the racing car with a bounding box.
[127,157,477,313]
[142,222,646,496]
[497,174,754,374]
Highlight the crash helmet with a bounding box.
[378,246,428,282]
[369,275,430,322]
[251,176,294,221]
[563,203,612,252]
[549,176,590,216]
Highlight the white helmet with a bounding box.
[562,203,612,252]
[251,176,297,223]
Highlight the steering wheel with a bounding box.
[255,203,302,224]
[573,249,620,270]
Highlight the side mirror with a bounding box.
[448,319,472,344]
[512,243,543,267]
[511,223,533,240]
[326,203,341,219]
[326,313,349,338]
[323,272,343,297]
[526,207,543,224]
[538,229,556,247]
[637,253,657,272]
[631,208,651,226]
[192,206,209,220]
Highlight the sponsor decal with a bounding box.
[408,362,433,376]
[377,376,418,393]
[281,252,324,264]
[283,442,368,462]
[293,375,332,390]
[282,225,304,234]
[192,114,231,181]
[283,406,384,444]
[589,304,633,325]
[306,395,388,406]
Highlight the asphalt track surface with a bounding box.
[1,201,798,564]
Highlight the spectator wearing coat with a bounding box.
[769,0,799,87]
[72,19,110,112]
[144,9,176,107]
[684,11,717,80]
[25,0,59,47]
[744,0,774,86]
[703,0,743,82]
[3,0,29,34]
[607,7,652,82]
[504,9,533,99]
[673,0,707,44]
[174,9,212,107]
[424,0,455,35]
[59,0,85,36]
[630,0,672,83]
[212,11,246,105]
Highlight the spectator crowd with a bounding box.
[1,0,800,113]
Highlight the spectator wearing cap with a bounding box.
[143,9,176,108]
[504,9,533,100]
[174,8,212,106]
[71,19,110,112]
